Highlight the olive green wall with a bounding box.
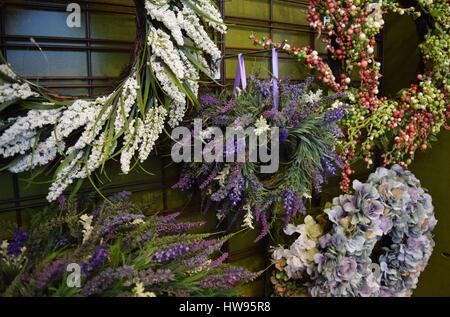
[382,14,450,296]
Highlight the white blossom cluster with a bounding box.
[0,82,39,104]
[193,0,227,33]
[242,204,255,229]
[0,1,225,202]
[178,6,222,61]
[0,109,62,158]
[139,105,167,162]
[46,150,84,202]
[366,1,385,30]
[8,136,65,173]
[148,27,186,79]
[7,99,96,173]
[115,75,139,133]
[121,105,167,174]
[0,64,17,79]
[272,216,323,278]
[80,214,94,244]
[150,56,186,126]
[145,0,184,46]
[146,0,225,126]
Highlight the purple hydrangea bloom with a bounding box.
[334,257,358,282]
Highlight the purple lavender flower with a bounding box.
[172,173,194,191]
[99,213,145,236]
[7,230,28,256]
[324,104,348,123]
[313,170,325,193]
[81,245,109,276]
[197,267,257,290]
[321,156,337,176]
[183,240,225,268]
[35,259,66,290]
[199,169,219,190]
[152,243,190,263]
[221,99,236,114]
[156,221,205,234]
[81,265,133,297]
[208,252,229,269]
[109,191,132,203]
[213,115,231,126]
[200,94,221,107]
[229,179,244,206]
[254,212,269,243]
[157,212,181,224]
[283,189,301,226]
[137,268,174,286]
[280,129,289,144]
[250,76,272,98]
[57,195,66,208]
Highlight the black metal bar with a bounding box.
[225,19,312,34]
[224,48,280,59]
[1,35,134,45]
[3,1,135,16]
[85,3,93,96]
[0,43,133,52]
[0,2,6,58]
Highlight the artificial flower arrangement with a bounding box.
[173,74,347,241]
[252,0,450,192]
[0,0,226,202]
[0,192,257,297]
[271,165,437,297]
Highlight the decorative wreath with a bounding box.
[174,65,346,240]
[272,165,437,297]
[253,0,450,192]
[0,0,225,201]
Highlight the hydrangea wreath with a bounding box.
[272,165,437,297]
[173,75,347,240]
[1,192,257,297]
[253,0,450,192]
[0,0,225,202]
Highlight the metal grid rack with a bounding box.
[0,0,136,96]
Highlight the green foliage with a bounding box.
[0,193,257,297]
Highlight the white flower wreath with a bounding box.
[0,0,226,202]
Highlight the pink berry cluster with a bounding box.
[253,0,449,192]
